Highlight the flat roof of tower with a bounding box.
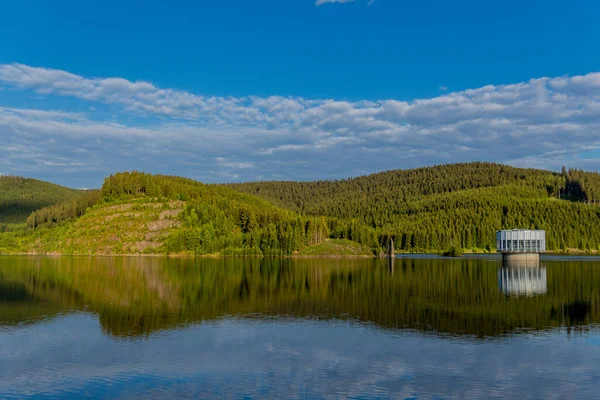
[497,229,545,232]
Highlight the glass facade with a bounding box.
[496,230,546,253]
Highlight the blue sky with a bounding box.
[0,0,598,187]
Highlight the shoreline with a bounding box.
[0,251,380,259]
[2,250,600,258]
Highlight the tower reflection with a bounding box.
[498,259,547,296]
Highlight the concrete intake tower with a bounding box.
[496,229,546,263]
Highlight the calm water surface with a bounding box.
[1,255,600,399]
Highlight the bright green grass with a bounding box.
[298,239,375,257]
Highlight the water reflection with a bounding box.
[2,256,600,398]
[498,261,547,297]
[1,256,600,339]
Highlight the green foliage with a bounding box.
[0,176,83,225]
[101,171,206,200]
[6,163,600,255]
[442,245,463,257]
[231,162,600,252]
[231,162,565,215]
[99,172,381,256]
[298,239,375,256]
[564,167,600,204]
[162,195,336,256]
[12,172,378,256]
[27,190,101,228]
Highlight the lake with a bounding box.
[1,255,600,399]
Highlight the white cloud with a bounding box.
[215,157,255,169]
[315,0,354,5]
[1,63,600,187]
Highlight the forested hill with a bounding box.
[230,163,566,212]
[5,163,600,255]
[0,176,83,225]
[3,172,377,256]
[229,162,600,251]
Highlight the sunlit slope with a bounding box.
[297,238,374,256]
[230,162,600,251]
[25,200,185,254]
[18,172,375,255]
[0,176,83,224]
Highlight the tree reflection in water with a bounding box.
[1,255,600,339]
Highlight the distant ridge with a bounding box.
[0,176,83,225]
[230,162,600,251]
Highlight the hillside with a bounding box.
[4,163,600,255]
[230,162,600,251]
[4,172,378,256]
[0,176,83,226]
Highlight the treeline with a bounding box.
[101,171,206,200]
[0,176,83,224]
[26,190,101,228]
[230,162,566,215]
[230,162,600,252]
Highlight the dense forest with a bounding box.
[563,166,600,204]
[26,190,101,228]
[231,162,600,251]
[0,176,83,228]
[4,162,600,254]
[2,172,379,256]
[102,172,379,256]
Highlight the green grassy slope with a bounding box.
[230,162,600,252]
[0,176,83,225]
[297,239,374,257]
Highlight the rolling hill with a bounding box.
[4,172,376,256]
[0,176,84,226]
[3,162,600,255]
[230,162,600,251]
